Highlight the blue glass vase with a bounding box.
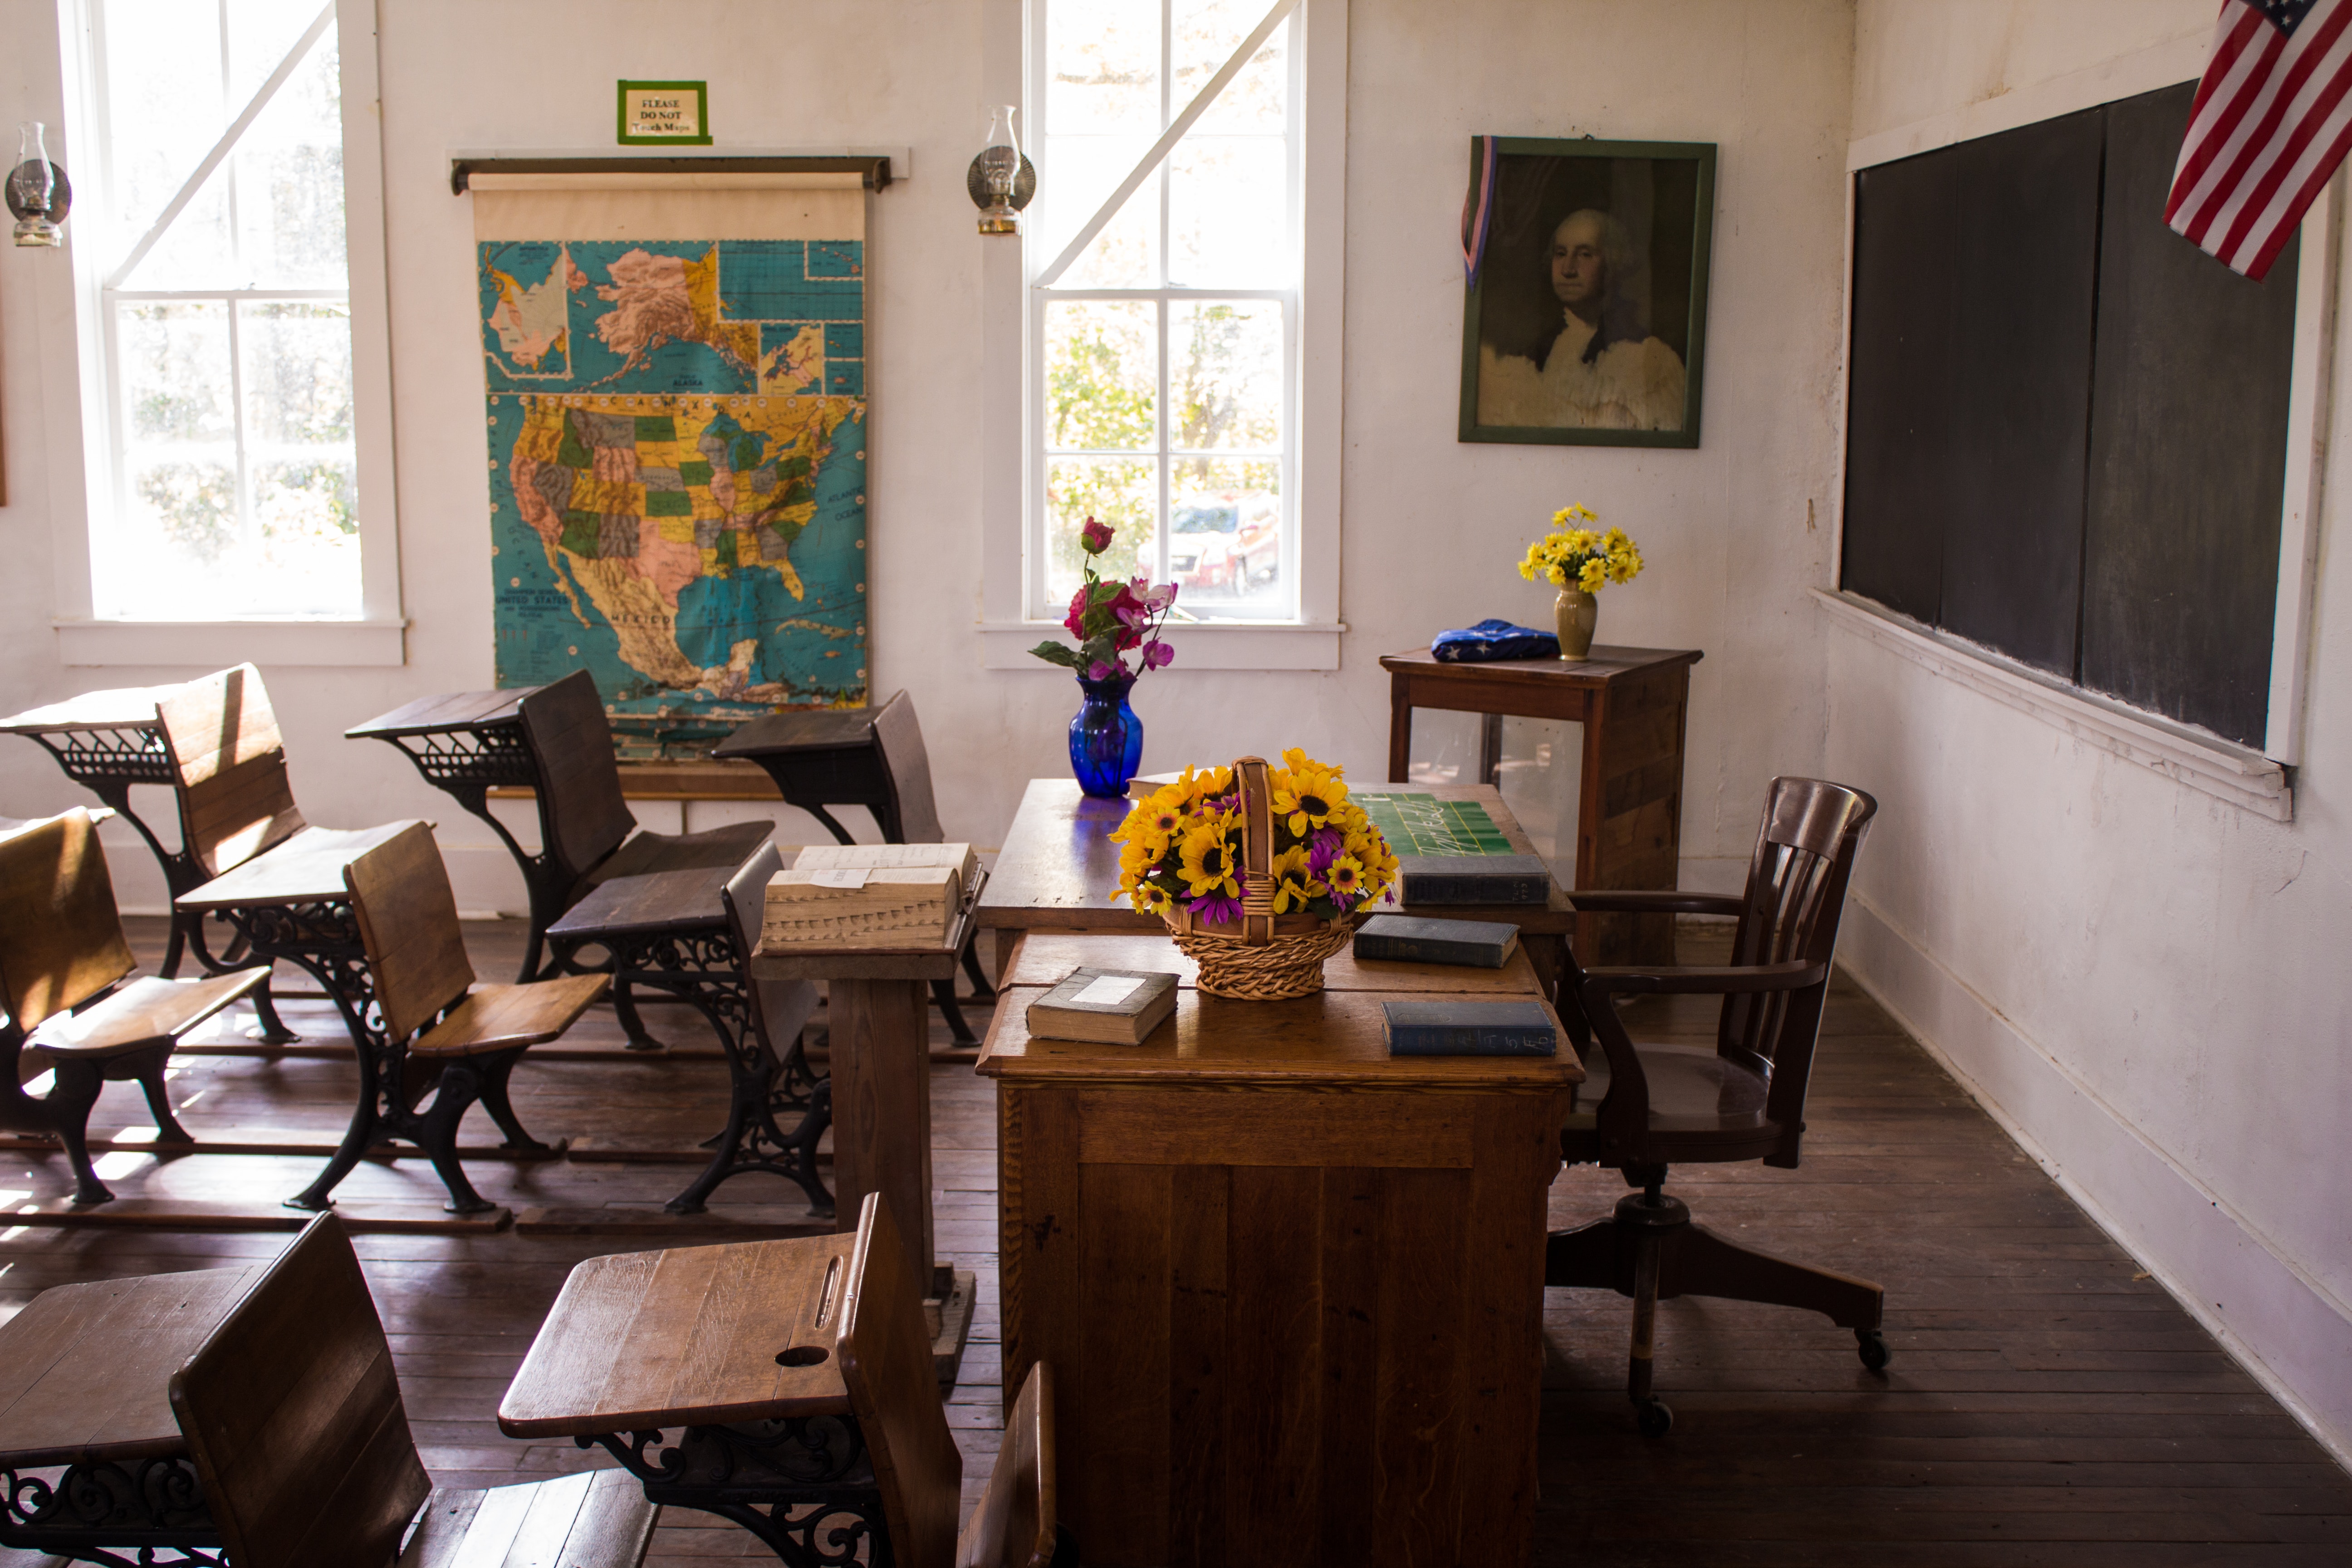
[1069,670,1144,798]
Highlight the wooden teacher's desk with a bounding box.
[1379,645,1701,966]
[979,932,1582,1567]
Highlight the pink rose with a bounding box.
[1080,517,1114,554]
[1063,584,1090,638]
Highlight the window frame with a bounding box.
[1829,67,2338,772]
[978,0,1345,671]
[49,0,404,666]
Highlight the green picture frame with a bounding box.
[617,80,711,146]
[1458,136,1715,448]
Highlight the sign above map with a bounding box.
[618,81,710,146]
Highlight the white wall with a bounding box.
[0,0,1854,916]
[1833,0,2352,1461]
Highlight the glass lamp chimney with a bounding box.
[977,105,1021,236]
[12,122,62,248]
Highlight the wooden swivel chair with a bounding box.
[712,689,995,1041]
[294,822,608,1214]
[0,808,270,1204]
[516,670,776,1046]
[170,1212,657,1568]
[1548,776,1884,1436]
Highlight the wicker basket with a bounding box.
[1161,755,1359,1000]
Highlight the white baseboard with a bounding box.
[1837,892,2352,1471]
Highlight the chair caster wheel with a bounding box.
[1857,1328,1891,1371]
[1636,1398,1674,1438]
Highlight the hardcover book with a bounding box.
[1024,967,1181,1045]
[1396,853,1554,906]
[761,842,975,949]
[1381,1000,1558,1056]
[1353,914,1520,968]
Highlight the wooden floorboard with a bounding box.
[0,917,2342,1563]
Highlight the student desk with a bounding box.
[979,932,1581,1567]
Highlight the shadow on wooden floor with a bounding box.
[0,918,2343,1564]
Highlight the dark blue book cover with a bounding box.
[1353,914,1519,968]
[1382,1000,1558,1056]
[1397,854,1554,906]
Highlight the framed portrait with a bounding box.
[1458,136,1716,448]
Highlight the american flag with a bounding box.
[2167,0,2352,280]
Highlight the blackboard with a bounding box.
[1842,83,2299,745]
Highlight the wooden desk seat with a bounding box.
[408,975,610,1058]
[0,808,269,1204]
[958,1362,1068,1568]
[170,1213,656,1568]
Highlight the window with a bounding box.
[1032,0,1303,624]
[78,0,369,621]
[1842,83,2303,750]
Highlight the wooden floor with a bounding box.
[0,918,2346,1564]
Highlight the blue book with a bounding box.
[1381,1001,1557,1057]
[1353,914,1519,968]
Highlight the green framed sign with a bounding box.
[1458,136,1715,448]
[617,80,711,146]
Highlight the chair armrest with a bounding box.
[1579,960,1825,997]
[1564,891,1746,918]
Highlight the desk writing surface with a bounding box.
[548,862,733,940]
[344,686,534,739]
[0,1266,264,1465]
[0,686,174,735]
[174,822,420,909]
[499,1235,855,1439]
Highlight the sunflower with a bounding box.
[1178,821,1240,900]
[1273,756,1347,837]
[1268,846,1321,914]
[1132,879,1173,916]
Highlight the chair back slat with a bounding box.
[956,1362,1058,1568]
[517,671,637,884]
[0,808,135,1029]
[872,691,945,844]
[1717,778,1875,1072]
[720,843,821,1063]
[157,665,307,877]
[837,1193,961,1568]
[345,823,475,1044]
[167,1213,432,1568]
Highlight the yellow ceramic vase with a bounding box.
[1554,586,1598,662]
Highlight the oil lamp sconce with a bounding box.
[967,105,1034,236]
[9,122,69,248]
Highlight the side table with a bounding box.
[1380,645,1702,965]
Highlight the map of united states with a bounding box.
[480,238,867,731]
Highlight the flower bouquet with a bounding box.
[1029,517,1181,796]
[1517,504,1643,661]
[1111,749,1399,999]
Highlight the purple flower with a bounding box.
[1141,638,1174,670]
[1191,889,1243,925]
[1085,658,1122,681]
[1307,826,1343,874]
[1146,581,1178,612]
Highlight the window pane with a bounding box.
[100,0,225,230]
[226,0,326,103]
[1046,299,1157,452]
[114,300,238,588]
[1046,457,1156,605]
[1168,137,1288,286]
[1047,0,1160,136]
[1173,3,1288,133]
[1171,300,1281,452]
[232,30,347,287]
[1044,137,1159,287]
[1169,458,1281,614]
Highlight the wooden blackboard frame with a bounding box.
[1457,136,1715,449]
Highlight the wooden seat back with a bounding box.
[836,1193,961,1568]
[168,1212,433,1568]
[1717,777,1877,1161]
[0,807,135,1031]
[719,842,820,1062]
[345,822,476,1043]
[872,689,946,844]
[516,671,637,887]
[956,1362,1059,1568]
[156,664,308,877]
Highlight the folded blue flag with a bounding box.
[1431,618,1560,662]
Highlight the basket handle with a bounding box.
[1235,755,1275,947]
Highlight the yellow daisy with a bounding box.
[1133,879,1173,915]
[1578,557,1607,593]
[1323,854,1367,901]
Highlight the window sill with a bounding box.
[1812,589,2290,821]
[977,620,1344,671]
[54,618,409,668]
